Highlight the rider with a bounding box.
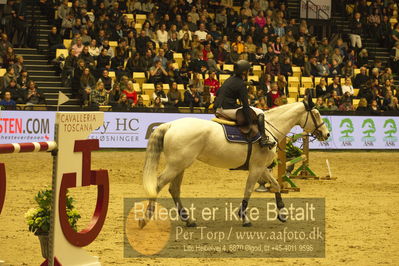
[215,60,276,148]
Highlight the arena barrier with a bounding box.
[0,112,109,266]
[277,133,335,193]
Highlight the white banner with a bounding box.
[1,111,398,150]
[300,0,331,20]
[0,111,55,143]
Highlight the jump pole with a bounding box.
[0,112,109,266]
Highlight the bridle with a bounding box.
[301,108,325,140]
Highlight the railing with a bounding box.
[303,0,330,20]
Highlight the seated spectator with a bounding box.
[325,98,338,111]
[356,98,369,111]
[329,59,341,77]
[98,69,114,92]
[112,93,130,111]
[167,82,183,107]
[204,71,220,96]
[149,60,168,84]
[134,96,147,108]
[339,92,355,111]
[79,45,95,69]
[61,12,75,38]
[184,85,201,107]
[88,39,100,58]
[96,48,111,73]
[0,91,16,109]
[165,61,183,84]
[341,78,354,96]
[2,79,24,103]
[266,82,281,108]
[152,97,165,108]
[280,57,293,78]
[331,48,343,66]
[380,68,393,85]
[25,81,46,105]
[152,83,168,104]
[71,38,84,57]
[388,97,399,111]
[90,81,108,107]
[315,97,327,110]
[369,99,382,114]
[3,46,16,69]
[99,39,114,58]
[12,56,25,77]
[189,73,204,94]
[292,48,305,68]
[80,67,96,103]
[317,58,330,77]
[48,26,65,59]
[316,78,329,98]
[328,77,343,96]
[357,49,369,68]
[16,70,30,90]
[109,83,121,106]
[256,96,269,110]
[266,56,280,79]
[354,67,369,88]
[122,81,138,105]
[329,90,340,106]
[2,67,16,88]
[276,75,288,95]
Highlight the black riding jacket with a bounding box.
[215,75,251,125]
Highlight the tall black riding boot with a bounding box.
[257,113,276,148]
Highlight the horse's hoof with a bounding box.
[243,222,252,227]
[278,214,287,223]
[138,218,147,229]
[255,184,269,192]
[186,221,197,227]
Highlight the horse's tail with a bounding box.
[143,123,171,198]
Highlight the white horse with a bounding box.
[140,97,330,227]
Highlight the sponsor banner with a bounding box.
[300,0,331,20]
[289,116,399,149]
[0,111,55,143]
[1,111,398,149]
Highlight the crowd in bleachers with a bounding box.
[1,0,399,112]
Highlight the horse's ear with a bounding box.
[303,93,314,111]
[307,93,315,109]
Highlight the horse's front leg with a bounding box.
[262,169,287,223]
[238,168,263,227]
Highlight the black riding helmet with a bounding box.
[234,60,251,76]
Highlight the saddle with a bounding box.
[212,109,260,171]
[213,108,260,143]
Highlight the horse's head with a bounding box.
[300,95,330,141]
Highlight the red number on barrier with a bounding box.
[58,139,109,247]
[0,163,5,214]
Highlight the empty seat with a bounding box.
[223,64,234,72]
[288,76,300,88]
[301,77,314,88]
[252,65,262,77]
[173,53,183,68]
[287,97,297,104]
[63,39,72,49]
[219,74,231,84]
[136,14,147,24]
[288,87,299,99]
[248,75,259,82]
[141,94,150,106]
[133,72,146,86]
[142,83,155,96]
[292,66,301,77]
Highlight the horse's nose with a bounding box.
[326,133,330,138]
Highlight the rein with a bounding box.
[264,108,325,150]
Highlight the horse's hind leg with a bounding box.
[169,171,196,227]
[139,166,183,229]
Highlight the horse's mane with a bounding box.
[265,102,304,115]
